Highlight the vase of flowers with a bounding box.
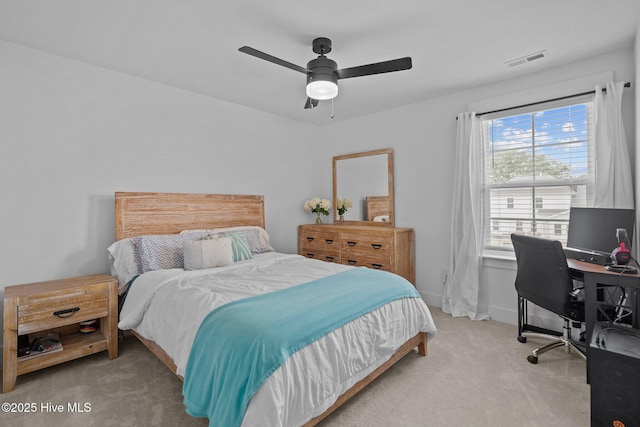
[304,197,331,224]
[336,198,352,221]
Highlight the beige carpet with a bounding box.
[1,307,589,427]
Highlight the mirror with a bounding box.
[332,149,394,226]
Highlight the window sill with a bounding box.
[483,250,516,270]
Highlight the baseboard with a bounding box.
[420,291,565,332]
[418,290,442,308]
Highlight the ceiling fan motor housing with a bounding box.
[306,56,338,85]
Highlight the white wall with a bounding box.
[318,47,636,325]
[0,41,319,301]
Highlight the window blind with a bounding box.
[483,97,595,251]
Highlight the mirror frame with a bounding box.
[332,148,394,226]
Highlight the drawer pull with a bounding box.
[371,263,383,269]
[347,241,357,247]
[325,239,334,244]
[53,307,80,318]
[347,260,357,265]
[325,256,334,261]
[306,237,314,242]
[371,243,382,249]
[306,253,315,258]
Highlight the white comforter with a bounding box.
[119,252,436,426]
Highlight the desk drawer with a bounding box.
[18,292,109,335]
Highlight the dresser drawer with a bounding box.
[300,230,340,250]
[301,252,341,263]
[342,256,391,272]
[17,291,109,335]
[300,229,340,247]
[340,233,392,257]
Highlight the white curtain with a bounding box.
[593,81,634,209]
[442,112,490,320]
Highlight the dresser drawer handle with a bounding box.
[347,260,357,265]
[325,256,334,261]
[53,307,80,318]
[371,243,382,249]
[347,241,357,247]
[306,237,314,242]
[325,239,334,244]
[371,263,383,269]
[306,253,315,258]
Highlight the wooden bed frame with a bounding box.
[115,191,427,426]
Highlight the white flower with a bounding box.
[337,198,352,215]
[320,199,331,210]
[303,197,331,216]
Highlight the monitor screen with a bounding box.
[567,207,635,254]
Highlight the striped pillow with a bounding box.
[201,232,252,262]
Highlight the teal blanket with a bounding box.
[182,267,420,427]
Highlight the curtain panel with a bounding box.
[593,81,634,209]
[443,112,490,320]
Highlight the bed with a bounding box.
[112,192,436,426]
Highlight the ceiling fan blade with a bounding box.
[239,46,308,74]
[304,97,319,109]
[336,57,412,80]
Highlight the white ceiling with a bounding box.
[1,1,639,126]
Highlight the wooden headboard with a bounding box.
[115,192,265,240]
[366,196,391,221]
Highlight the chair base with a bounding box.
[521,321,587,364]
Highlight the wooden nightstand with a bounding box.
[3,274,118,393]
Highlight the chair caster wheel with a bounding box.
[517,336,527,343]
[527,355,538,364]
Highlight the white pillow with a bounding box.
[183,236,233,270]
[107,239,139,295]
[180,226,274,254]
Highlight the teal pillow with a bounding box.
[201,232,252,262]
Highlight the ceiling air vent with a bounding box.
[505,50,547,68]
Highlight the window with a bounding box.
[554,223,563,235]
[535,197,543,209]
[483,99,595,251]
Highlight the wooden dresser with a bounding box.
[298,224,415,284]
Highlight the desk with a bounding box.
[567,259,640,425]
[567,259,640,343]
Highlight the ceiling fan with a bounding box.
[239,37,412,109]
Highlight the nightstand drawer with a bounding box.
[17,291,109,335]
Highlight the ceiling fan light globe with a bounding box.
[306,80,338,100]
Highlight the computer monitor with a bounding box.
[567,207,635,255]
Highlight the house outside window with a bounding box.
[483,99,595,251]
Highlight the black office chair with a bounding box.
[511,234,587,364]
